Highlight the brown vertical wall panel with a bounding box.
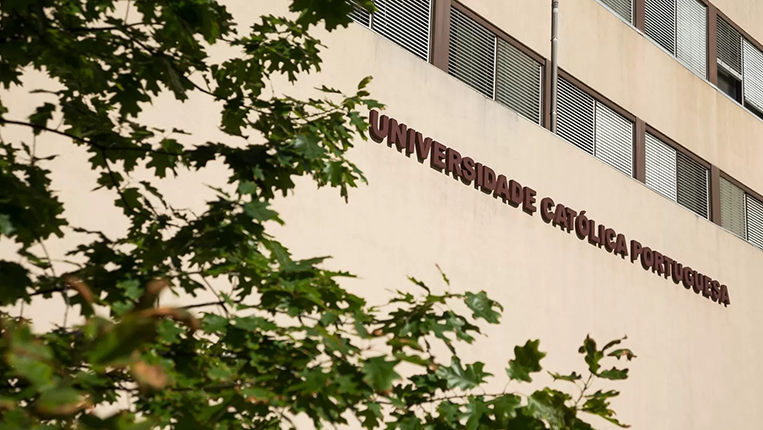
[543,61,552,130]
[635,119,646,183]
[431,0,452,71]
[711,165,722,224]
[708,4,718,84]
[634,0,646,30]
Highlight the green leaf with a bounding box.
[506,340,546,382]
[491,394,522,423]
[238,181,258,195]
[293,134,325,160]
[208,364,233,381]
[549,371,582,382]
[578,335,603,375]
[88,318,157,366]
[358,402,382,429]
[582,390,629,428]
[28,103,56,135]
[5,322,55,388]
[0,214,14,235]
[464,291,502,324]
[436,358,491,390]
[116,279,142,301]
[598,367,629,380]
[608,348,637,361]
[362,356,399,392]
[34,387,84,418]
[0,261,32,306]
[465,397,489,430]
[243,200,279,223]
[526,388,571,430]
[202,314,229,333]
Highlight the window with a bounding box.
[644,0,707,78]
[720,177,746,238]
[718,68,742,103]
[720,177,763,249]
[715,16,763,118]
[600,0,634,24]
[743,39,763,115]
[644,132,709,218]
[716,16,742,101]
[447,7,543,124]
[556,77,634,176]
[349,0,432,61]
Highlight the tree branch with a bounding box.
[0,118,181,156]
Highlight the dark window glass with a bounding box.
[718,68,742,103]
[745,101,763,120]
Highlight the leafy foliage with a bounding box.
[0,1,636,429]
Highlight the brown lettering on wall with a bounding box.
[494,175,510,202]
[388,119,407,152]
[446,148,463,179]
[366,110,733,308]
[523,187,537,214]
[369,110,389,142]
[430,141,447,171]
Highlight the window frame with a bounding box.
[644,124,711,218]
[445,1,547,125]
[557,71,638,177]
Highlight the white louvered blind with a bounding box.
[600,0,633,23]
[720,177,746,238]
[676,0,707,77]
[448,8,495,98]
[557,78,595,154]
[717,16,742,77]
[676,152,709,218]
[495,39,542,124]
[746,194,763,249]
[594,102,633,176]
[371,0,432,61]
[645,0,708,78]
[743,39,763,113]
[645,0,676,55]
[645,133,678,201]
[349,2,371,27]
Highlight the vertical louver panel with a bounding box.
[645,133,678,201]
[645,0,676,55]
[373,0,432,61]
[495,39,542,124]
[448,7,495,98]
[601,0,633,23]
[717,16,742,76]
[676,0,707,77]
[743,39,763,112]
[348,2,371,27]
[676,152,709,218]
[557,78,595,154]
[720,177,746,238]
[594,102,634,176]
[746,195,763,249]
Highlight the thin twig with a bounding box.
[199,275,230,317]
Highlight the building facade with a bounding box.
[267,0,763,428]
[4,0,763,428]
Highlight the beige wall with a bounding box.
[462,0,763,197]
[3,1,763,429]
